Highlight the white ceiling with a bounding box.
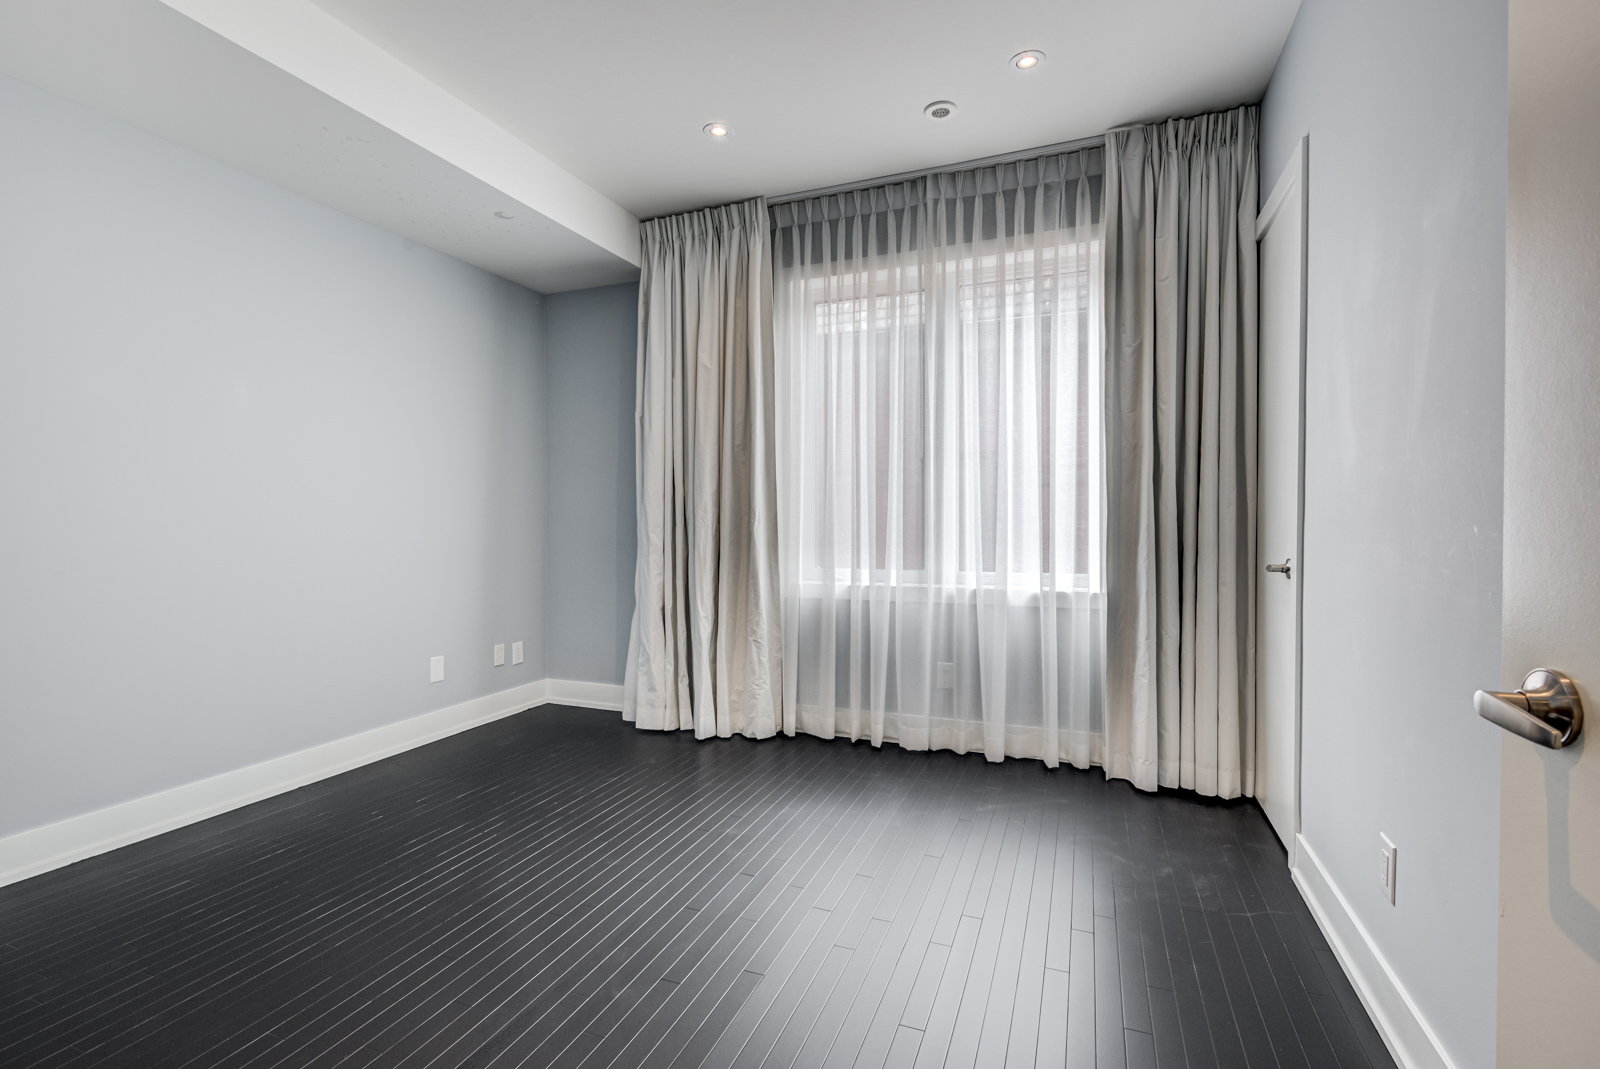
[0,0,1300,291]
[312,0,1302,219]
[0,0,640,292]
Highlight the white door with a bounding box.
[1255,138,1307,853]
[1496,1,1600,1062]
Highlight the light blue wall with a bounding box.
[1261,2,1506,1064]
[0,73,548,839]
[543,283,638,686]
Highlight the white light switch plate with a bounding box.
[493,643,506,666]
[429,655,445,683]
[936,662,955,689]
[511,641,524,665]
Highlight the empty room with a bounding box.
[3,1,1597,1067]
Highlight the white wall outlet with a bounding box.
[493,643,506,667]
[936,662,956,689]
[429,655,445,683]
[1379,833,1397,904]
[511,641,524,665]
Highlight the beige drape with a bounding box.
[623,198,783,738]
[1102,107,1259,798]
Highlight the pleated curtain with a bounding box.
[622,198,783,739]
[1101,107,1260,797]
[769,149,1106,768]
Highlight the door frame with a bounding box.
[1255,135,1309,860]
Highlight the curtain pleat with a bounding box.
[1103,107,1259,797]
[624,198,782,739]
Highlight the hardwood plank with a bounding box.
[944,813,1026,1069]
[1064,929,1095,1069]
[1144,985,1185,1069]
[1093,915,1126,1069]
[1070,842,1096,934]
[785,916,891,1069]
[822,819,973,1069]
[742,780,954,1069]
[898,941,950,1031]
[1124,1029,1158,1069]
[883,1025,925,1069]
[1110,885,1151,1035]
[630,774,893,1069]
[705,784,919,1066]
[931,807,1001,946]
[970,808,1042,1069]
[1035,968,1070,1069]
[909,915,980,1069]
[1003,802,1060,1069]
[739,943,852,1069]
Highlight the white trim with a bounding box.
[0,677,622,889]
[1257,136,1306,239]
[544,678,625,711]
[1254,133,1310,862]
[1292,835,1458,1069]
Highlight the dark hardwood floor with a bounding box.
[1,705,1394,1069]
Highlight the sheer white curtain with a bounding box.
[770,148,1105,767]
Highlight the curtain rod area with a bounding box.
[765,133,1108,206]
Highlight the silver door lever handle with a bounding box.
[1475,668,1584,749]
[1265,559,1291,577]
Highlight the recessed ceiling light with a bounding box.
[1012,50,1045,70]
[703,122,730,138]
[923,100,958,120]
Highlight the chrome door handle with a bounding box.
[1475,668,1584,749]
[1265,558,1291,578]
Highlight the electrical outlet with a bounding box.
[1379,834,1397,904]
[429,656,445,683]
[493,643,506,667]
[936,662,956,689]
[511,641,524,665]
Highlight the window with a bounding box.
[791,240,1099,592]
[770,148,1106,762]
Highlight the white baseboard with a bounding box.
[1291,835,1458,1069]
[544,678,624,711]
[0,677,622,889]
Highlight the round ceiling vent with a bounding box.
[924,100,958,120]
